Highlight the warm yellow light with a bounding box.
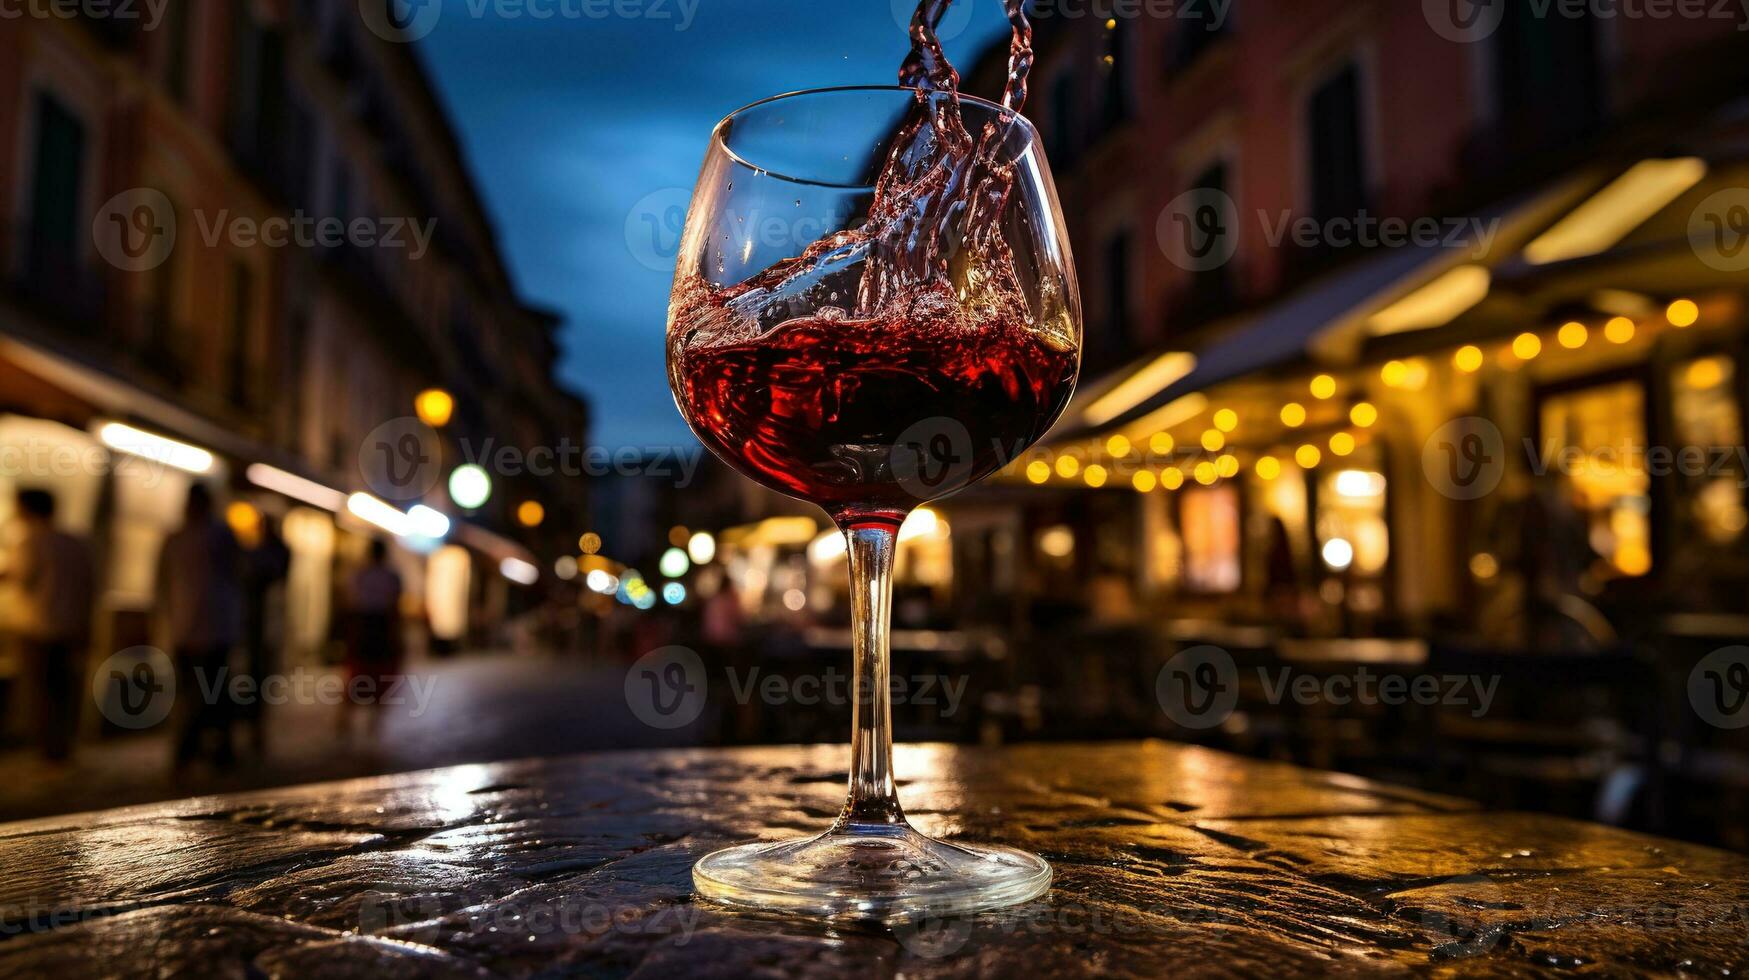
[1213,409,1239,433]
[1401,358,1430,391]
[1026,460,1052,484]
[1470,552,1499,581]
[347,493,411,536]
[516,500,545,528]
[1039,526,1075,558]
[1161,467,1185,490]
[1604,317,1636,344]
[1557,321,1589,349]
[1295,444,1323,468]
[1280,403,1307,427]
[415,388,455,428]
[1615,543,1653,577]
[1524,157,1707,264]
[1667,299,1700,328]
[97,422,214,474]
[1380,360,1409,388]
[1193,461,1218,485]
[669,525,691,547]
[579,532,602,554]
[1350,402,1378,428]
[1149,432,1174,455]
[1055,455,1081,478]
[1686,357,1727,390]
[1367,265,1492,335]
[1255,456,1282,480]
[1083,351,1198,426]
[1106,434,1132,457]
[1310,374,1337,400]
[226,501,263,544]
[1084,464,1108,488]
[1511,332,1543,360]
[1216,454,1239,478]
[1132,470,1158,493]
[1454,345,1485,373]
[1200,429,1225,452]
[1329,432,1356,457]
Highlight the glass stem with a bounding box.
[832,521,907,833]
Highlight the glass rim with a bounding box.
[710,85,1040,189]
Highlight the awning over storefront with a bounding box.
[1049,176,1597,445]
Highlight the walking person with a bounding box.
[238,515,290,757]
[343,539,404,736]
[156,483,243,771]
[1,489,94,763]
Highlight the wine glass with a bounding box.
[667,86,1081,919]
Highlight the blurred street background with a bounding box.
[4,0,1749,854]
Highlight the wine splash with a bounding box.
[669,0,1074,523]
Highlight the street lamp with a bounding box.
[449,464,492,509]
[415,388,455,427]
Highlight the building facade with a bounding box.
[955,0,1749,648]
[0,1,588,672]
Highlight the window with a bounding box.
[27,94,86,289]
[1047,71,1078,164]
[1172,0,1233,71]
[1538,379,1651,578]
[1493,2,1602,145]
[228,0,263,152]
[1100,21,1133,131]
[26,96,85,285]
[1181,484,1241,593]
[165,1,194,104]
[1102,230,1132,352]
[1671,355,1746,545]
[228,261,256,407]
[1183,161,1236,317]
[1306,62,1368,225]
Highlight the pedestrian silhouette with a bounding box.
[1,489,94,762]
[156,483,243,770]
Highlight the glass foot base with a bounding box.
[693,824,1051,920]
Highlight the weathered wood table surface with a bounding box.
[2,741,1745,977]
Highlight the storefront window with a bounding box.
[1317,468,1389,577]
[1181,484,1241,592]
[1539,379,1651,577]
[1671,355,1746,544]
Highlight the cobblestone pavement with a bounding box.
[0,651,708,821]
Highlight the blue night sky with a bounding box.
[416,0,1016,448]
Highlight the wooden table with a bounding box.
[1,741,1745,976]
